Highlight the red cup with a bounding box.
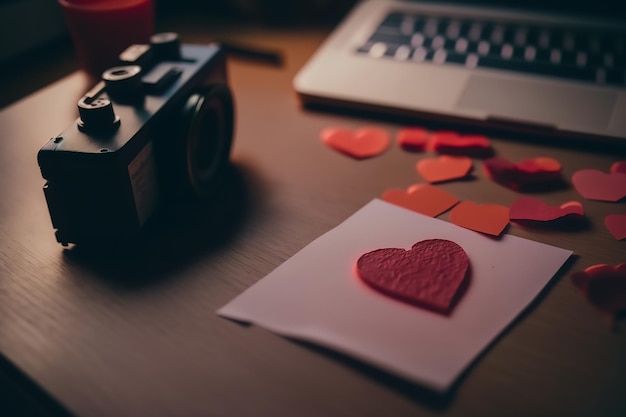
[58,0,154,77]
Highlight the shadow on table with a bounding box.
[62,161,260,291]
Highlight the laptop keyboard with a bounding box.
[356,12,626,87]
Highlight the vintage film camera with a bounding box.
[38,33,234,246]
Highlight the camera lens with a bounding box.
[180,84,234,197]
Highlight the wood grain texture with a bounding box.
[1,27,626,417]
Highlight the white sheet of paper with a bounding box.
[218,199,572,392]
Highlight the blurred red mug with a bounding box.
[58,0,154,77]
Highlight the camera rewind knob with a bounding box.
[150,32,181,60]
[77,96,120,133]
[102,65,143,101]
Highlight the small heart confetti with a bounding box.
[611,161,626,174]
[605,213,626,240]
[396,128,429,151]
[571,169,626,202]
[321,127,390,159]
[449,201,510,236]
[509,197,584,222]
[416,155,473,183]
[381,184,459,217]
[484,156,563,190]
[571,263,626,324]
[357,239,470,314]
[430,131,492,157]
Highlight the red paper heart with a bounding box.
[430,131,492,157]
[509,197,584,222]
[381,184,459,217]
[449,201,510,236]
[484,156,562,189]
[611,161,626,174]
[517,157,561,174]
[321,127,390,159]
[416,156,473,183]
[605,213,626,240]
[397,128,429,151]
[571,263,626,316]
[357,239,470,314]
[571,169,626,202]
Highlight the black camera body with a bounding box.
[38,33,235,246]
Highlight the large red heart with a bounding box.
[605,213,626,240]
[357,239,470,314]
[449,201,510,236]
[509,197,584,222]
[381,184,459,217]
[321,127,390,159]
[416,155,473,183]
[572,169,626,202]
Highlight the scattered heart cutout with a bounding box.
[571,263,626,321]
[381,184,459,217]
[449,201,510,236]
[484,156,563,190]
[357,239,470,314]
[416,156,473,183]
[509,197,584,222]
[321,127,390,159]
[397,128,429,151]
[605,213,626,240]
[430,131,492,157]
[571,169,626,202]
[611,161,626,174]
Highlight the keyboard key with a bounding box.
[411,33,425,47]
[455,38,469,53]
[369,42,387,58]
[431,35,445,49]
[478,40,490,55]
[468,23,483,42]
[446,21,461,39]
[514,28,528,46]
[400,17,415,35]
[395,45,412,60]
[550,49,562,64]
[433,49,447,64]
[412,47,428,62]
[524,46,537,61]
[466,53,479,68]
[501,44,514,59]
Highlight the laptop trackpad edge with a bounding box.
[456,75,617,131]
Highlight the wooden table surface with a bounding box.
[1,26,626,417]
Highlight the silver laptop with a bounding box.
[294,0,626,146]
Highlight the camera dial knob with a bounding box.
[150,32,181,60]
[102,65,143,101]
[77,96,120,133]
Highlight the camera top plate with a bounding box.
[38,44,223,174]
